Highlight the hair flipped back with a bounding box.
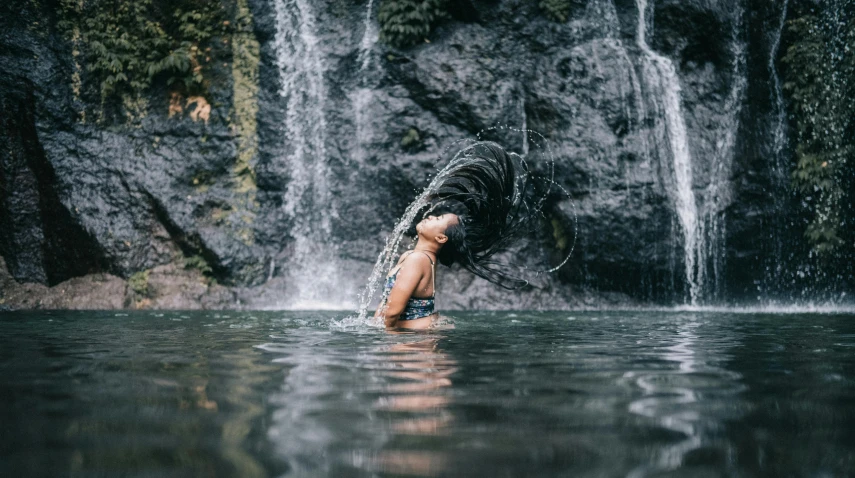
[428,141,534,289]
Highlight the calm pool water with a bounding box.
[1,310,853,477]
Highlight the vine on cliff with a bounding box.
[58,0,226,122]
[781,3,855,256]
[377,0,448,48]
[539,0,575,22]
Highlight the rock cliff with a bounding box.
[0,0,849,310]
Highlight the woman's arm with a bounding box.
[381,255,428,328]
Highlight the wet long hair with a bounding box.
[425,141,537,289]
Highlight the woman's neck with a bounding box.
[413,242,439,259]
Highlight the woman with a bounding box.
[375,141,536,329]
[374,211,461,329]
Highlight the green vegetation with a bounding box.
[184,254,213,277]
[550,217,568,251]
[401,127,421,150]
[129,270,151,297]
[540,0,573,22]
[58,0,226,121]
[231,0,260,198]
[781,7,855,256]
[377,0,448,48]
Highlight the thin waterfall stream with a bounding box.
[701,3,747,302]
[635,0,701,305]
[764,0,791,294]
[274,0,344,308]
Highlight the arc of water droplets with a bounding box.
[355,126,578,323]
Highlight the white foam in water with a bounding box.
[566,302,855,314]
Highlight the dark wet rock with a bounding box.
[0,256,237,310]
[1,256,126,309]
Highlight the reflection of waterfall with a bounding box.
[626,318,746,477]
[273,0,343,307]
[701,5,747,303]
[635,0,701,305]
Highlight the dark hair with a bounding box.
[427,141,534,289]
[437,220,467,267]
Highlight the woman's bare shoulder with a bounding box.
[396,251,432,275]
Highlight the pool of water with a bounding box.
[1,310,853,477]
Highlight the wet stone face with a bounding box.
[1,0,848,309]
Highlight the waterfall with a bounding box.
[635,0,701,304]
[585,0,646,132]
[769,0,789,175]
[353,0,380,164]
[520,97,529,156]
[585,0,620,38]
[764,0,790,294]
[701,3,747,302]
[274,0,345,308]
[357,0,378,72]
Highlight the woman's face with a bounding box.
[416,213,459,241]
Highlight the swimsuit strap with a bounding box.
[388,250,436,296]
[414,251,435,297]
[419,251,436,297]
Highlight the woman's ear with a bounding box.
[436,233,448,244]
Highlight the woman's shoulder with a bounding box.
[398,251,433,270]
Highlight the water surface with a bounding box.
[1,310,853,477]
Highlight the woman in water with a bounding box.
[374,211,461,329]
[374,141,536,329]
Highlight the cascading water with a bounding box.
[274,0,344,308]
[353,0,379,164]
[357,0,378,73]
[585,0,620,38]
[700,4,747,302]
[763,0,790,295]
[769,0,790,183]
[634,0,702,305]
[586,0,646,133]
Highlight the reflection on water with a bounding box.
[625,319,747,477]
[259,332,458,476]
[1,310,854,477]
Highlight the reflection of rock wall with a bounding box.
[0,0,828,308]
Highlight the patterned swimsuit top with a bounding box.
[380,251,436,321]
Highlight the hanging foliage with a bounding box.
[539,0,574,22]
[58,0,226,121]
[377,0,448,48]
[781,3,855,256]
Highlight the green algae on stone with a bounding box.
[551,217,568,251]
[129,270,151,297]
[231,0,260,198]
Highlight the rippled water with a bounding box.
[1,310,853,477]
